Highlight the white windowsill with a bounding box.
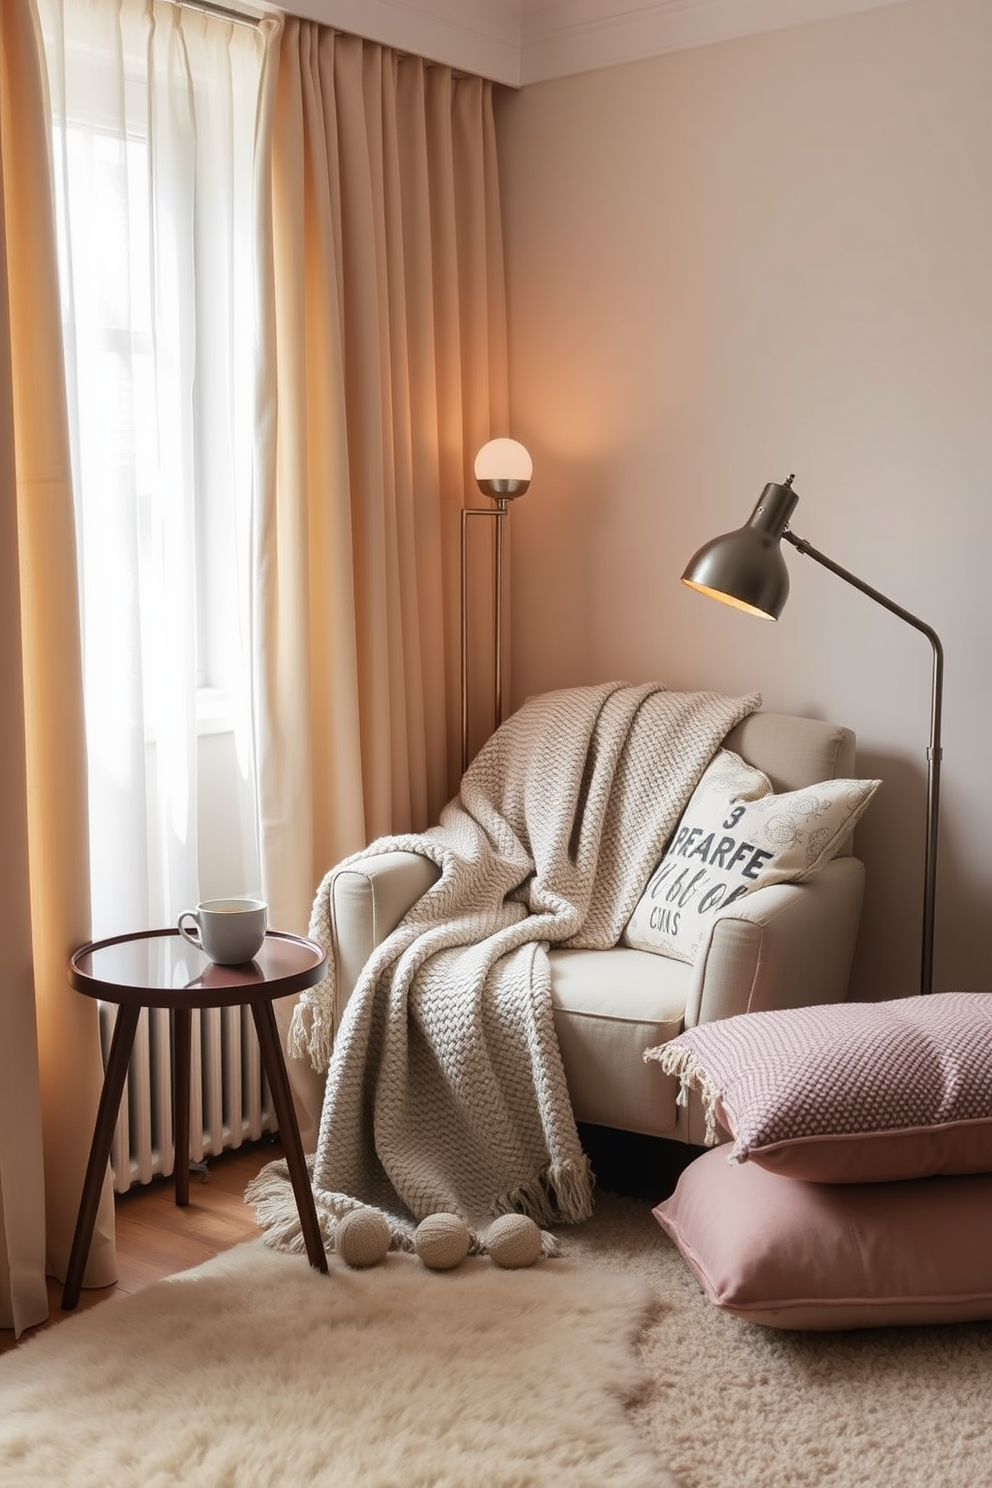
[196,687,236,737]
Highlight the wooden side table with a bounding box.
[63,928,329,1310]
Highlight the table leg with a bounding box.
[249,998,328,1274]
[62,1003,141,1310]
[173,1006,191,1207]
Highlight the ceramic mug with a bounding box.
[177,897,268,965]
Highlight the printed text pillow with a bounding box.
[646,993,992,1183]
[622,750,880,963]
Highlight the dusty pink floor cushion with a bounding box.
[646,992,992,1182]
[653,1147,992,1329]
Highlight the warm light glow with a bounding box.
[680,578,777,619]
[474,438,533,485]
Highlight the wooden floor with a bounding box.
[0,1135,284,1357]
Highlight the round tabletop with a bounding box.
[69,928,327,1009]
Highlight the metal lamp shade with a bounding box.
[681,526,790,618]
[681,479,800,619]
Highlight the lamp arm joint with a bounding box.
[783,528,943,662]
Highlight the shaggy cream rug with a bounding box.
[561,1190,992,1488]
[0,1242,676,1488]
[7,1188,987,1487]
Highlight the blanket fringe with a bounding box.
[643,1042,722,1148]
[492,1154,594,1254]
[286,864,339,1072]
[244,1155,595,1264]
[548,1155,596,1224]
[287,992,334,1073]
[244,1158,314,1257]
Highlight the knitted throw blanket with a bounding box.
[254,682,759,1255]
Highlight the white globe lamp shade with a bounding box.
[474,438,532,499]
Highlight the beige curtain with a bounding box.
[255,24,509,1143]
[0,0,115,1336]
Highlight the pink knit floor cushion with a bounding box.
[647,992,992,1183]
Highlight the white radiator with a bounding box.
[98,1002,276,1193]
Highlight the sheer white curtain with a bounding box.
[39,0,274,936]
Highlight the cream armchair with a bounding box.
[323,711,867,1146]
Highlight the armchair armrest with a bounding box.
[683,855,866,1028]
[330,850,441,1019]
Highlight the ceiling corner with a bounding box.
[517,0,918,86]
[274,0,917,88]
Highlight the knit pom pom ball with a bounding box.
[334,1207,391,1268]
[414,1213,472,1271]
[486,1213,543,1268]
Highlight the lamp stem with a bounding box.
[461,508,470,775]
[783,529,943,996]
[493,498,508,733]
[460,502,509,775]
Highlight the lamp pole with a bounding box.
[460,497,509,774]
[781,528,943,997]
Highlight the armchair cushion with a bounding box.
[622,750,880,965]
[648,993,992,1182]
[549,947,686,1134]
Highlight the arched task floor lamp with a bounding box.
[461,438,533,773]
[681,474,943,996]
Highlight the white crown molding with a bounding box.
[518,0,915,84]
[276,0,914,88]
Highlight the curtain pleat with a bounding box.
[256,22,508,915]
[255,23,509,1147]
[0,0,115,1335]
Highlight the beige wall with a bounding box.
[494,0,992,1001]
